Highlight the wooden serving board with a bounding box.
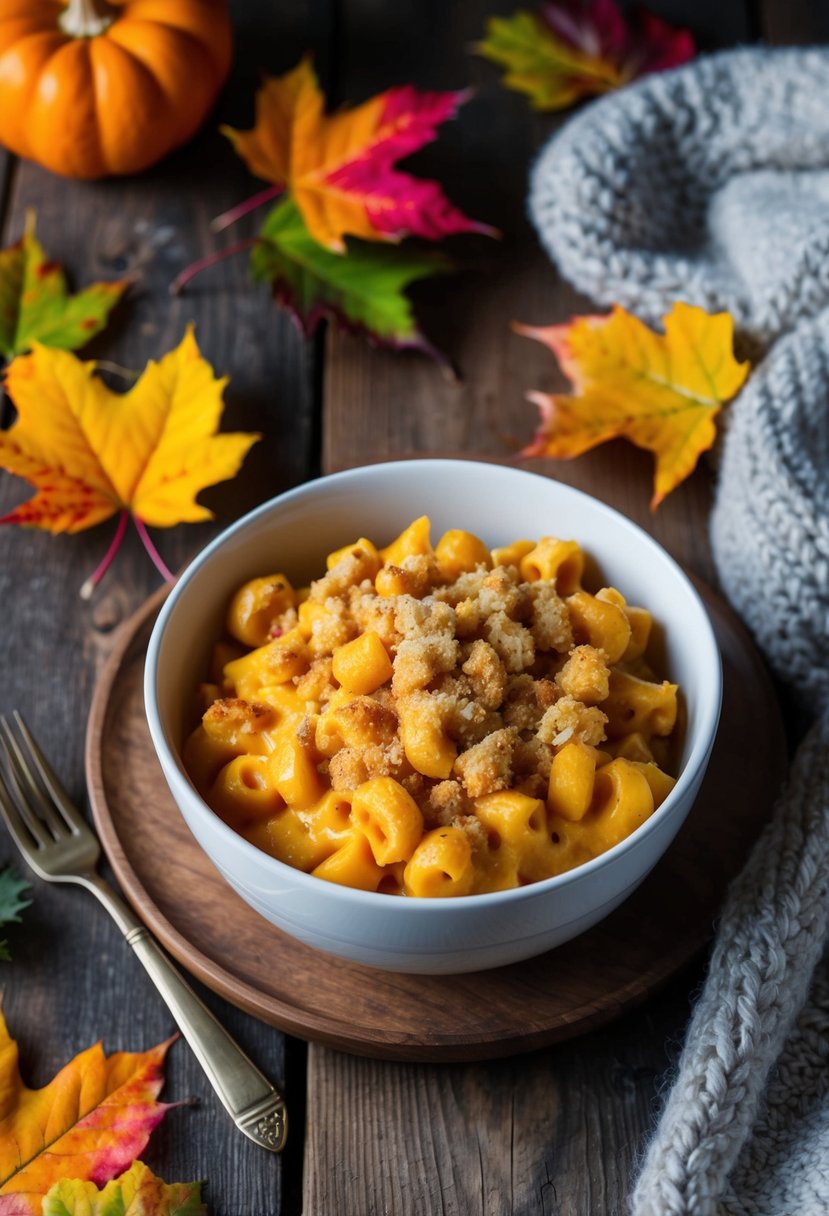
[86,583,786,1063]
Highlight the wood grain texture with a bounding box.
[304,970,698,1216]
[0,152,13,282]
[0,3,324,1212]
[758,0,829,43]
[651,0,755,45]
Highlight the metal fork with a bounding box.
[0,712,287,1153]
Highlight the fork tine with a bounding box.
[0,731,52,848]
[8,713,83,835]
[0,762,42,852]
[0,718,66,840]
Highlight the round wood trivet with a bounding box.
[85,583,786,1062]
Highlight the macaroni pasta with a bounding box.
[184,518,680,897]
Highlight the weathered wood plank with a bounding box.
[304,966,701,1216]
[0,151,12,238]
[0,149,14,425]
[309,1,756,1214]
[652,0,756,45]
[758,0,829,42]
[0,4,327,1213]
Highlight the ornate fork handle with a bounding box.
[83,871,287,1152]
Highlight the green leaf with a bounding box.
[0,212,128,361]
[41,1161,206,1216]
[0,865,30,961]
[474,11,610,110]
[250,197,450,356]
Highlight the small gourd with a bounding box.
[0,0,233,179]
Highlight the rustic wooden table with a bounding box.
[0,1,822,1213]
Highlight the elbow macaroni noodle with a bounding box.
[184,518,681,897]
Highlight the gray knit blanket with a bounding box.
[529,47,829,1216]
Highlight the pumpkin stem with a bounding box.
[59,0,117,38]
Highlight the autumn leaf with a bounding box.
[0,327,259,594]
[0,212,127,360]
[174,57,491,360]
[476,0,694,110]
[0,1008,177,1216]
[0,866,30,961]
[42,1161,206,1216]
[249,197,450,354]
[517,302,750,507]
[221,55,493,252]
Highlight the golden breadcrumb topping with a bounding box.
[537,696,607,748]
[203,697,274,740]
[556,645,610,705]
[203,536,680,873]
[294,657,336,704]
[454,726,518,798]
[294,552,613,832]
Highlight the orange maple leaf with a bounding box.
[517,302,750,508]
[221,56,493,252]
[0,327,259,593]
[0,1007,176,1216]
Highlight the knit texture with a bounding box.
[723,956,829,1216]
[710,315,829,718]
[529,48,829,344]
[629,714,829,1216]
[527,45,829,1216]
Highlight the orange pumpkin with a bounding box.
[0,0,233,179]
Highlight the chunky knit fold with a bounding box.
[528,45,829,1216]
[529,48,829,343]
[710,314,829,718]
[630,713,829,1216]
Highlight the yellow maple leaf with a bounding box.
[0,327,259,593]
[517,302,750,508]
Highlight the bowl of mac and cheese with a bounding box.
[145,460,721,973]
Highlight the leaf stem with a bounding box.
[211,185,284,233]
[80,510,128,600]
[133,516,175,584]
[95,360,140,381]
[170,238,258,296]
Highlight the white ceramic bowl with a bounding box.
[145,460,722,974]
